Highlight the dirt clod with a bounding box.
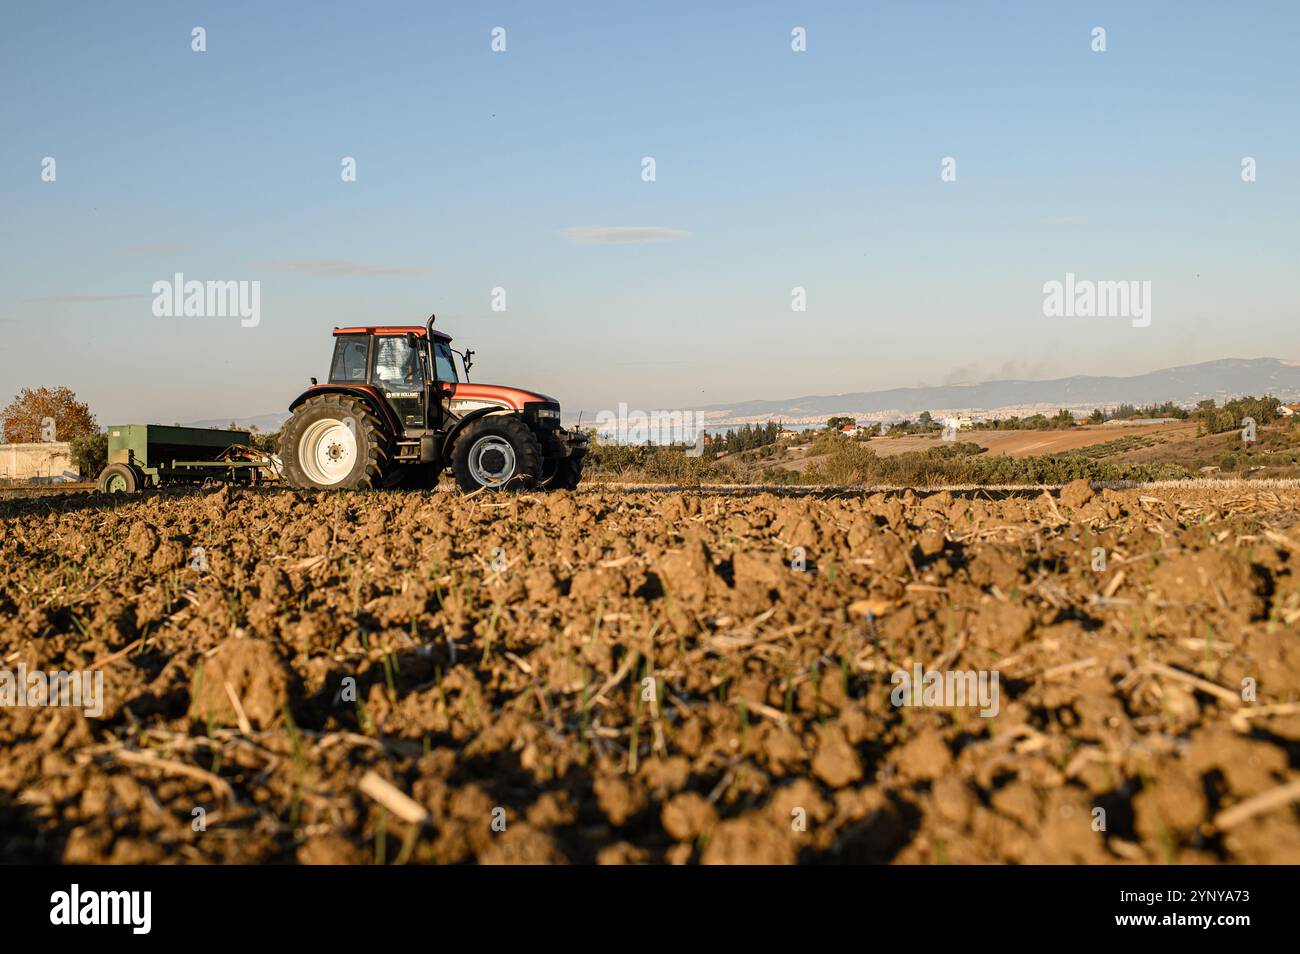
[1059,479,1095,508]
[193,638,297,729]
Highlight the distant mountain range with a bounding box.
[691,358,1300,425]
[187,358,1300,432]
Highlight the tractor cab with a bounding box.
[327,325,458,431]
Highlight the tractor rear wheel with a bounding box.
[451,415,542,492]
[282,394,396,490]
[97,462,143,494]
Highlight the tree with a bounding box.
[1193,395,1282,435]
[826,416,855,431]
[1088,408,1104,424]
[1,386,97,443]
[70,431,108,478]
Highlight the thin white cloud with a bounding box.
[563,226,689,245]
[254,259,431,277]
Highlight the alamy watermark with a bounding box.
[1,664,104,717]
[151,273,260,328]
[890,664,1000,717]
[50,884,150,934]
[1042,272,1150,328]
[595,403,706,455]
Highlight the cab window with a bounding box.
[371,336,422,390]
[433,341,459,382]
[329,336,369,383]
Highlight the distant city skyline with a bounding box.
[3,1,1297,426]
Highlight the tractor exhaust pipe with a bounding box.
[426,313,436,339]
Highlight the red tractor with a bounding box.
[281,316,587,492]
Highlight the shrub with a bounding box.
[250,429,280,454]
[70,431,107,479]
[802,441,1191,486]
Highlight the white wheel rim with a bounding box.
[468,435,517,488]
[299,418,357,485]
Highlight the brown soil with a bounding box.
[1,483,1298,864]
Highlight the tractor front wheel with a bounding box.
[540,456,584,491]
[282,394,396,490]
[451,415,542,492]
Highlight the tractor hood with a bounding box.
[445,382,559,413]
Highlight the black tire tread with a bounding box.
[541,456,584,491]
[282,393,397,490]
[450,415,543,492]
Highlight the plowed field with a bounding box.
[2,482,1298,864]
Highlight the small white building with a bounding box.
[0,442,77,482]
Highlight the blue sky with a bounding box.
[1,1,1297,424]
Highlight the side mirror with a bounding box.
[464,349,474,373]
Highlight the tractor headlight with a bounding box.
[536,408,560,421]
